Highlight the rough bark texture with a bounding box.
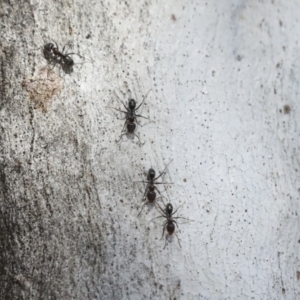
[0,0,300,299]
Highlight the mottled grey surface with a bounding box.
[0,0,300,299]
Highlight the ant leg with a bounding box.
[106,106,127,115]
[64,42,71,54]
[46,56,58,71]
[150,215,165,223]
[65,52,85,59]
[154,191,170,206]
[154,186,163,197]
[155,196,164,203]
[172,216,193,223]
[163,236,168,249]
[174,232,182,248]
[155,201,166,216]
[135,89,152,111]
[134,115,154,127]
[118,119,127,133]
[137,202,147,217]
[173,219,180,229]
[46,64,55,78]
[50,37,59,50]
[135,114,153,122]
[160,196,167,207]
[113,91,129,112]
[121,122,127,133]
[161,222,167,240]
[135,114,149,119]
[134,116,141,126]
[132,133,145,146]
[154,159,174,181]
[154,182,174,185]
[134,180,149,184]
[116,133,126,143]
[142,185,150,200]
[171,202,186,216]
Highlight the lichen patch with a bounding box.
[22,67,63,112]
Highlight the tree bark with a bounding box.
[1,0,299,299]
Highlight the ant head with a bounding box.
[128,99,136,110]
[63,56,74,67]
[44,43,54,51]
[148,168,156,179]
[166,203,173,215]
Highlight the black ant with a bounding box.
[153,202,188,249]
[108,90,152,145]
[43,40,82,72]
[136,159,173,216]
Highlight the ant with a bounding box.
[153,202,188,249]
[108,90,152,145]
[136,159,173,216]
[43,40,82,72]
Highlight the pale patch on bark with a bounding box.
[22,68,63,112]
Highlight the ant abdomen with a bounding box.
[127,122,136,133]
[147,191,156,202]
[63,56,74,67]
[167,221,175,235]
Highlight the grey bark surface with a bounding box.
[1,0,300,299]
